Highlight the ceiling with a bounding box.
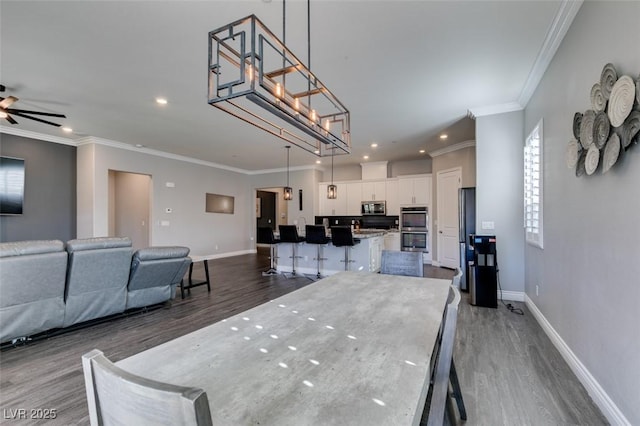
[0,0,568,171]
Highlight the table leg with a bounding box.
[204,259,211,292]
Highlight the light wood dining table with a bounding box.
[117,271,451,425]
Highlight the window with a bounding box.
[524,119,543,249]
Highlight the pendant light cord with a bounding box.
[286,146,290,187]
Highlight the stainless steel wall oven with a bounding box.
[400,206,428,253]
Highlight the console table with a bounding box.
[118,271,451,425]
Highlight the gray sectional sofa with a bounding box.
[0,237,191,344]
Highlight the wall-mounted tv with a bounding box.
[206,193,234,214]
[0,156,25,215]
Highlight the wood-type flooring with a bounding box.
[0,249,607,425]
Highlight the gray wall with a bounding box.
[523,1,640,422]
[0,133,76,242]
[475,111,525,294]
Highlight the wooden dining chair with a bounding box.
[423,285,467,426]
[82,349,213,426]
[379,249,424,277]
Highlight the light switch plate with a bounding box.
[482,221,495,230]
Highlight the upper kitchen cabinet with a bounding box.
[398,175,432,206]
[361,180,386,201]
[385,179,399,216]
[318,183,347,216]
[345,182,363,215]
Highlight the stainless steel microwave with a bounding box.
[361,201,386,215]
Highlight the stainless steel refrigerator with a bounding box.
[458,187,476,291]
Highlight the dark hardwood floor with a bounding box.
[0,249,606,425]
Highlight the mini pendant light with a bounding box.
[284,145,293,201]
[327,147,337,199]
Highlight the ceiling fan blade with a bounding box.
[0,96,19,109]
[6,108,66,118]
[5,114,18,125]
[11,111,62,127]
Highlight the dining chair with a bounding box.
[379,249,424,277]
[424,285,467,426]
[82,349,213,426]
[304,225,330,279]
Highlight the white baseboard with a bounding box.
[525,295,630,426]
[499,290,525,302]
[430,260,440,267]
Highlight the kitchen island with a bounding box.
[275,230,387,276]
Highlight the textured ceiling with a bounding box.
[0,0,566,171]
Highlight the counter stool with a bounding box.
[330,226,361,271]
[278,225,305,277]
[305,225,330,279]
[257,227,280,276]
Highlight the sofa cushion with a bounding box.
[133,246,190,262]
[0,240,64,258]
[66,237,132,253]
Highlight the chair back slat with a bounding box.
[380,250,424,277]
[82,349,213,426]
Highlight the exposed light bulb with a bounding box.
[0,111,8,119]
[275,83,282,98]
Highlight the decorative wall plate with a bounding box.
[579,109,596,149]
[566,139,581,169]
[592,111,610,149]
[600,63,617,100]
[590,83,606,112]
[575,150,587,177]
[608,75,635,127]
[620,110,640,149]
[573,112,583,140]
[585,144,600,175]
[602,133,621,174]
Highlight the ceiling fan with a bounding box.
[0,84,66,127]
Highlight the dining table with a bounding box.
[116,271,451,425]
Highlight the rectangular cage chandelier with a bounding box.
[208,15,351,157]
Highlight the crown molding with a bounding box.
[429,140,476,157]
[468,102,523,118]
[518,0,583,106]
[468,0,582,117]
[0,126,77,146]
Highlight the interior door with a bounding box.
[109,170,151,250]
[437,168,461,269]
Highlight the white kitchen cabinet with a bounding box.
[345,182,362,215]
[383,231,401,251]
[318,183,347,216]
[398,175,432,206]
[385,179,399,216]
[361,180,386,201]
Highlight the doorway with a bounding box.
[109,170,151,250]
[256,188,288,239]
[436,167,461,269]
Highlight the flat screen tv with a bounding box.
[0,156,25,215]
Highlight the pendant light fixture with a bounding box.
[327,146,337,199]
[208,1,350,158]
[284,145,293,201]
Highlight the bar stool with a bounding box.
[257,227,280,276]
[305,225,330,279]
[278,225,305,276]
[330,226,361,271]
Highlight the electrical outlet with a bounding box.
[536,285,539,296]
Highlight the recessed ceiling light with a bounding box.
[314,149,320,154]
[363,155,369,160]
[440,134,448,140]
[315,160,321,164]
[156,97,168,105]
[419,149,425,154]
[135,144,145,148]
[61,127,73,133]
[371,143,378,148]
